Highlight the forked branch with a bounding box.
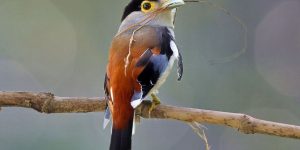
[0,91,300,139]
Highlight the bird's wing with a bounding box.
[103,73,112,129]
[136,49,169,97]
[177,50,183,81]
[104,73,110,99]
[130,47,170,108]
[130,28,180,108]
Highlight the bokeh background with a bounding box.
[0,0,300,149]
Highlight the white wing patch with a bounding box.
[170,40,179,59]
[131,89,143,108]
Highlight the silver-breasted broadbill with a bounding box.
[103,0,184,149]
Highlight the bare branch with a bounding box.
[1,91,300,140]
[0,92,105,113]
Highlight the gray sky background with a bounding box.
[0,0,300,149]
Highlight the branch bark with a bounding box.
[1,91,300,140]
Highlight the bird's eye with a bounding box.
[143,2,151,10]
[141,1,155,12]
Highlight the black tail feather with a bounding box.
[109,119,133,150]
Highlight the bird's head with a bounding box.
[119,0,185,31]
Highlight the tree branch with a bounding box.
[0,91,300,140]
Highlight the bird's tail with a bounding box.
[109,112,134,150]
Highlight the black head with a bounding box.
[122,0,162,21]
[121,0,143,21]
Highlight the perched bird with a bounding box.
[104,0,184,149]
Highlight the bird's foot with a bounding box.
[148,94,161,117]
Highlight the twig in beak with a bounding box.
[184,0,200,2]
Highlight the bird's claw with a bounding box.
[148,94,161,117]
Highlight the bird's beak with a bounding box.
[162,0,185,9]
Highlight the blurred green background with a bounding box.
[0,0,300,149]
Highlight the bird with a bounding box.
[103,0,184,149]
